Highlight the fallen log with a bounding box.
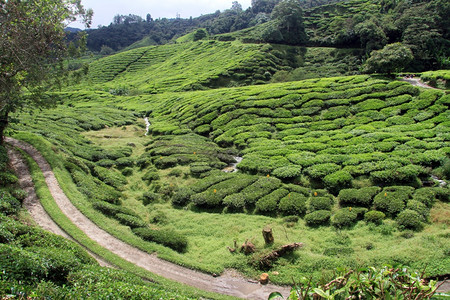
[259,242,303,269]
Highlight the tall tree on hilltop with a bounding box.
[0,0,92,143]
[271,0,307,45]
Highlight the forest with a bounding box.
[1,0,449,299]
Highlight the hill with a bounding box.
[9,71,450,287]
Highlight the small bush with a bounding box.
[406,200,429,221]
[373,191,408,217]
[115,213,147,228]
[272,165,302,180]
[0,191,21,216]
[308,196,334,212]
[142,169,160,183]
[338,186,381,207]
[396,209,423,231]
[172,188,193,206]
[304,210,331,227]
[168,168,183,177]
[223,193,246,211]
[256,189,289,214]
[323,170,353,194]
[92,201,138,218]
[278,193,307,216]
[142,192,160,205]
[121,167,133,176]
[331,208,358,228]
[96,159,116,168]
[149,211,168,225]
[154,156,178,169]
[364,210,385,225]
[132,227,187,252]
[115,157,135,168]
[413,188,436,207]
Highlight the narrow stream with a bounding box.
[222,156,243,173]
[144,117,151,136]
[431,175,447,187]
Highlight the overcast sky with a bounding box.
[72,0,252,29]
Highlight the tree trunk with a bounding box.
[0,111,8,145]
[262,226,274,245]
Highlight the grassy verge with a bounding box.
[17,143,235,300]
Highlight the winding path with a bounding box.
[6,137,291,300]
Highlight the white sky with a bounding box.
[72,0,252,29]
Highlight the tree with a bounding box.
[231,1,243,12]
[271,0,307,45]
[363,42,413,75]
[0,0,92,143]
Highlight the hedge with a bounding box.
[338,186,381,207]
[304,210,331,227]
[223,193,246,211]
[278,193,308,216]
[92,201,139,218]
[373,191,407,217]
[172,188,194,206]
[255,188,289,214]
[323,170,353,194]
[115,213,147,229]
[240,176,282,205]
[396,209,423,231]
[307,196,334,212]
[331,208,358,228]
[132,227,188,252]
[364,210,385,225]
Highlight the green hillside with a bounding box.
[9,71,450,287]
[72,40,363,93]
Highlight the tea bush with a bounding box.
[406,200,429,221]
[223,193,247,211]
[255,188,289,214]
[413,188,436,207]
[331,208,358,228]
[172,187,193,206]
[115,213,147,228]
[0,191,21,216]
[338,186,381,207]
[278,193,308,216]
[307,196,334,212]
[92,201,138,218]
[364,210,386,225]
[132,227,188,252]
[373,191,407,217]
[323,170,353,194]
[304,210,331,227]
[396,209,423,231]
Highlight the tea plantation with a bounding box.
[8,46,450,288]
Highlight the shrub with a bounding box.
[0,191,21,216]
[115,157,135,168]
[413,188,436,207]
[115,214,146,228]
[0,172,18,184]
[190,164,212,177]
[223,193,246,211]
[308,196,334,212]
[331,208,358,228]
[149,211,168,225]
[364,210,385,225]
[338,187,381,207]
[168,168,183,177]
[304,210,331,227]
[323,170,353,194]
[142,169,160,183]
[396,209,423,231]
[92,201,138,218]
[240,176,282,205]
[132,227,187,252]
[172,188,193,206]
[256,189,289,214]
[278,193,307,216]
[373,191,407,217]
[96,159,116,168]
[142,192,160,205]
[406,200,429,221]
[272,165,302,180]
[305,163,341,179]
[154,156,178,169]
[121,167,133,176]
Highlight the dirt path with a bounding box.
[7,146,112,267]
[6,137,291,300]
